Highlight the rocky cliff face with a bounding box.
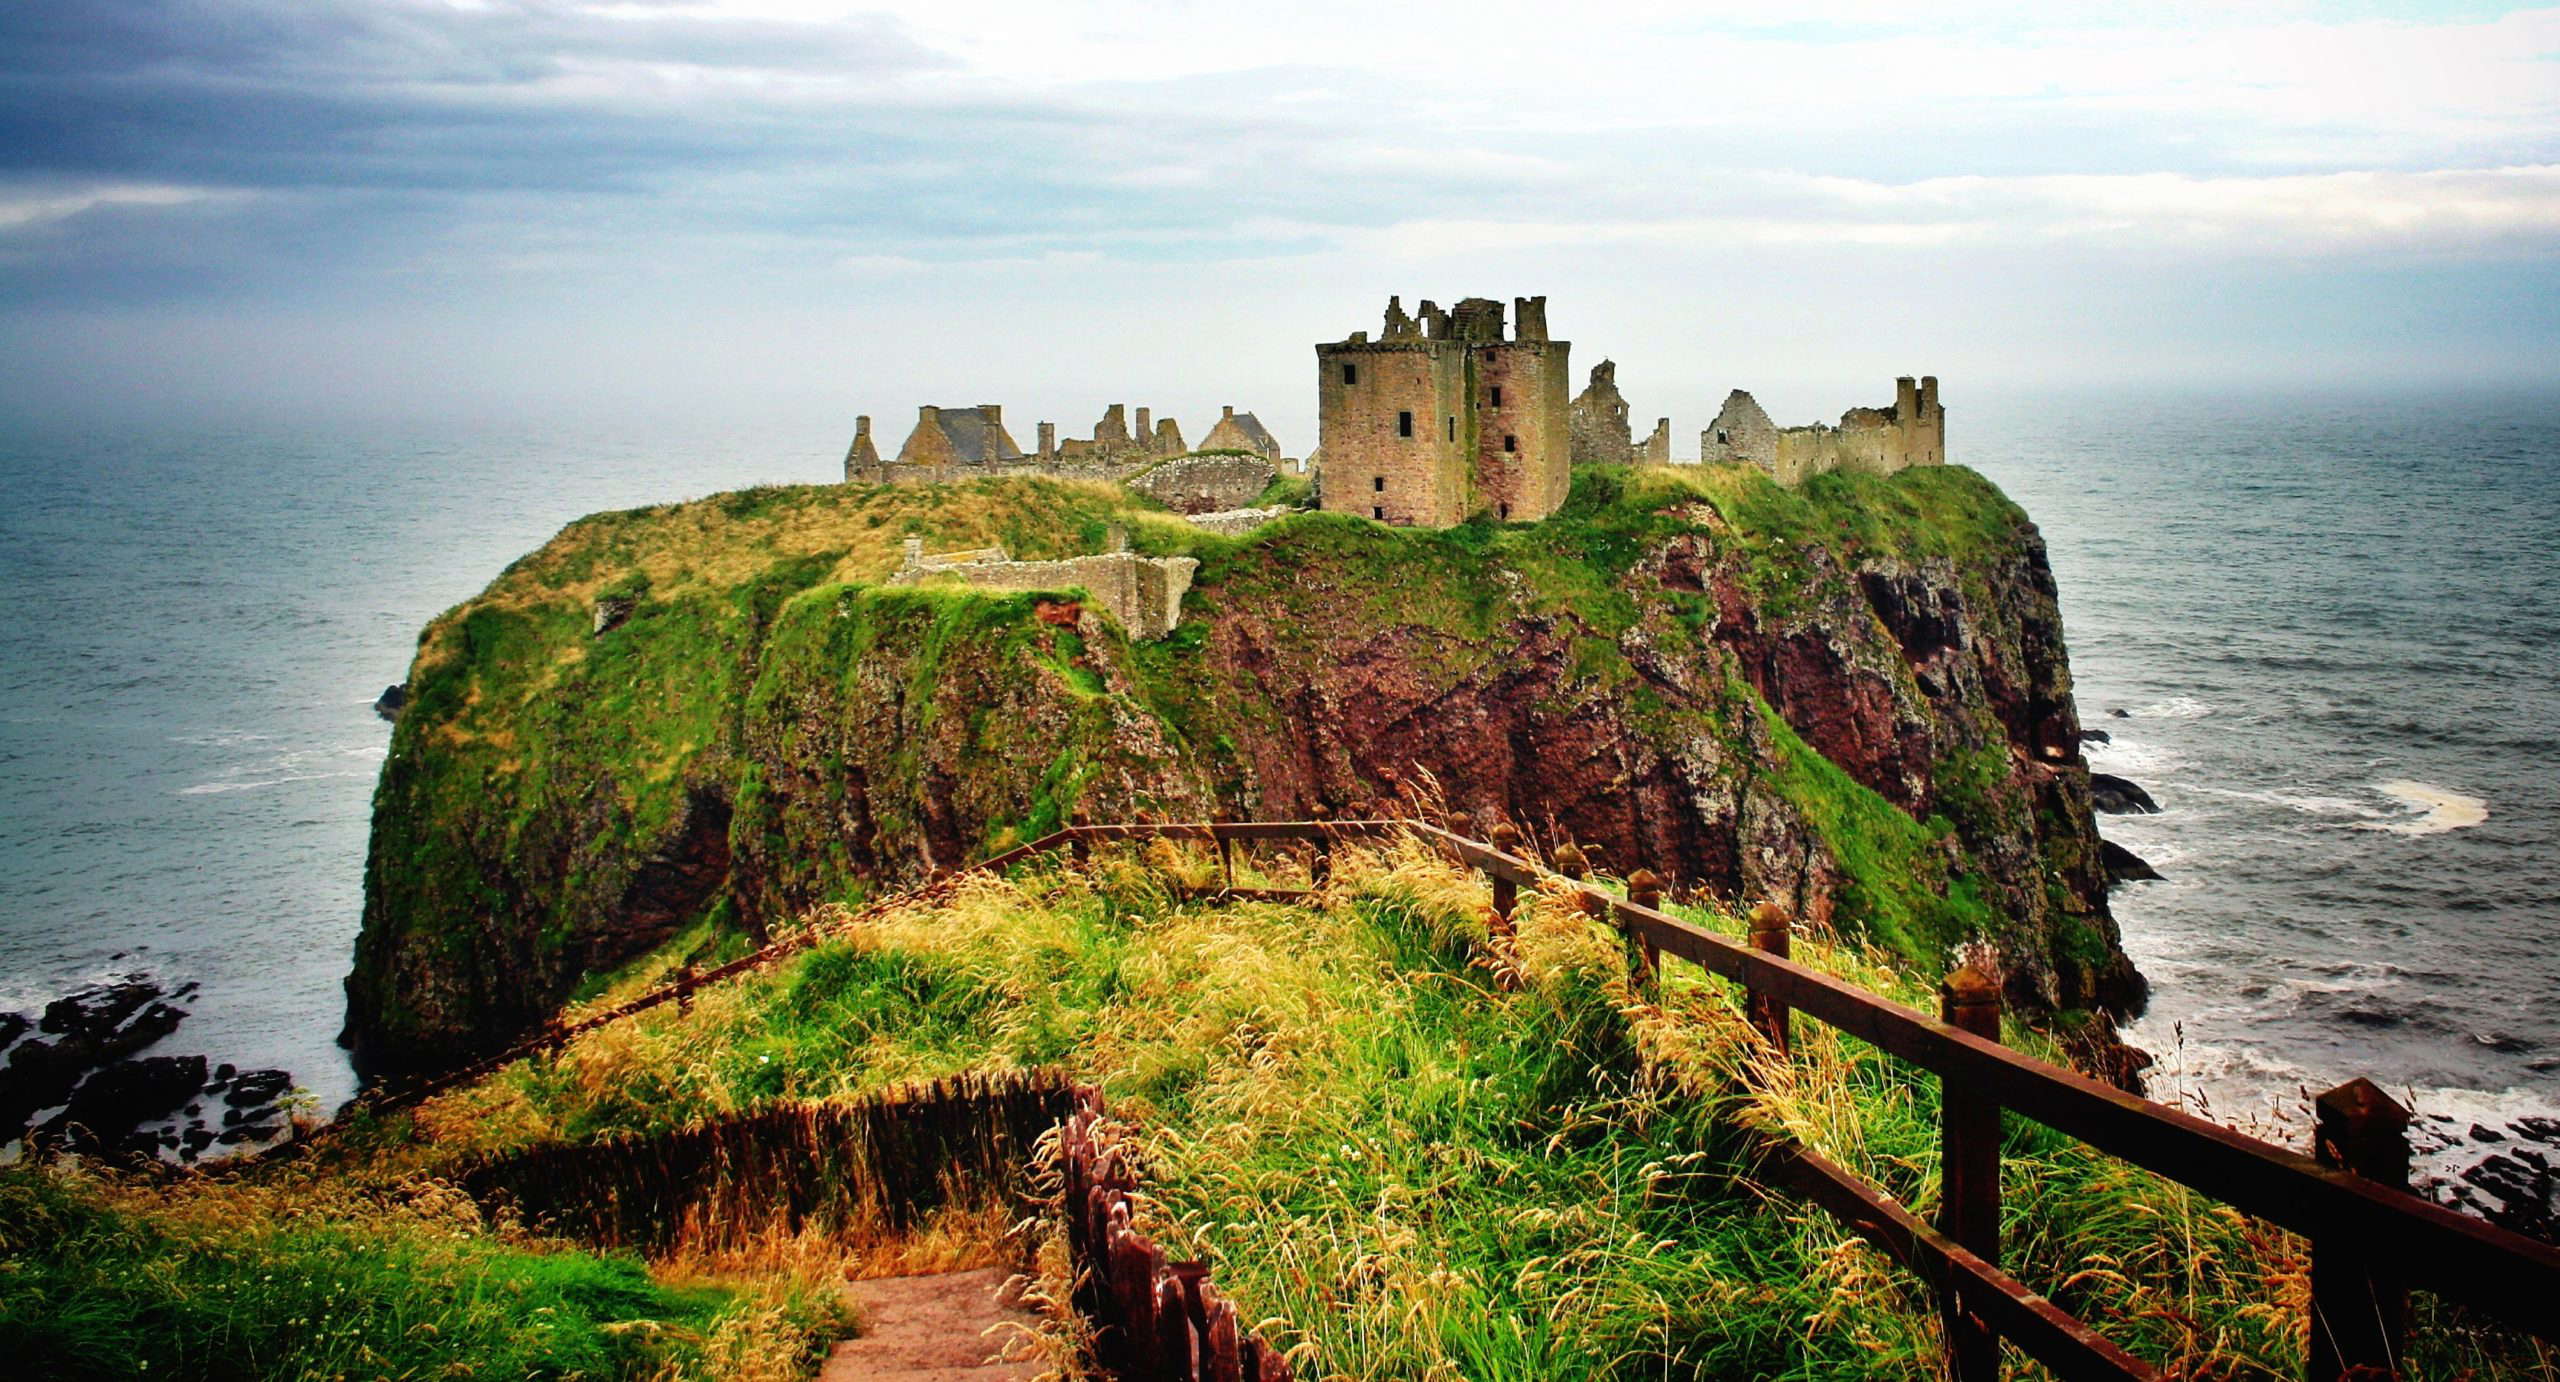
[345,468,2140,1082]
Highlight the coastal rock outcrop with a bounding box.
[346,468,2142,1082]
[2089,772,2160,815]
[2,975,295,1162]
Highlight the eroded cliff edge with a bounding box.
[344,466,2142,1080]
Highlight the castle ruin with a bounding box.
[1701,378,1944,485]
[1200,405,1282,460]
[847,397,1288,490]
[843,296,1946,524]
[1315,295,1571,527]
[1568,360,1633,463]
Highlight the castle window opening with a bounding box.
[1503,434,1516,453]
[1499,502,1510,519]
[1489,386,1503,407]
[1343,363,1358,385]
[1372,476,1385,492]
[1372,505,1385,520]
[1397,410,1413,438]
[1716,430,1729,445]
[1446,417,1455,441]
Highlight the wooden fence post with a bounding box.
[1745,902,1791,1056]
[1551,843,1601,923]
[1310,805,1332,887]
[1487,823,1521,936]
[676,962,695,1016]
[1939,966,2004,1382]
[2308,1077,2412,1382]
[1071,810,1091,865]
[1625,869,1663,994]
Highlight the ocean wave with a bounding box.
[178,770,370,796]
[2187,785,2388,819]
[2082,738,2183,776]
[2129,696,2215,719]
[2359,780,2489,836]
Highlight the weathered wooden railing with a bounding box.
[285,809,2559,1380]
[994,815,2560,1382]
[1060,1087,1299,1381]
[457,1072,1076,1253]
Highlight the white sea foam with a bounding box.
[179,770,369,796]
[2188,784,2383,818]
[2130,696,2214,719]
[2362,780,2489,835]
[2082,737,2182,777]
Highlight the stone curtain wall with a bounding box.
[1127,453,1277,514]
[887,547,1200,640]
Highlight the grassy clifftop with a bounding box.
[349,464,2136,1079]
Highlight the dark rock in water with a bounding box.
[2472,1123,2507,1142]
[2079,728,2110,745]
[2100,838,2163,885]
[0,1011,25,1051]
[1,1038,86,1134]
[2109,707,2131,718]
[375,683,407,722]
[2460,1153,2557,1240]
[224,1068,292,1109]
[64,1054,207,1145]
[214,1062,237,1082]
[2089,772,2160,815]
[217,1122,282,1146]
[41,977,159,1038]
[181,1125,215,1153]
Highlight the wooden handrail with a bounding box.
[1021,817,2560,1376]
[281,813,2558,1378]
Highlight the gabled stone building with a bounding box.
[1199,406,1282,461]
[1315,294,1571,527]
[893,404,1025,470]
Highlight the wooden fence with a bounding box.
[287,810,2560,1379]
[456,1072,1075,1254]
[1061,1087,1300,1381]
[995,816,2560,1382]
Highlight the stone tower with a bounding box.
[1314,294,1570,526]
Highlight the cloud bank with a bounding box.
[3,1,2557,424]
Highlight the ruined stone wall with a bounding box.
[887,547,1199,640]
[1704,379,1944,486]
[1702,390,1779,470]
[1183,506,1290,536]
[1127,452,1277,515]
[1315,339,1470,526]
[1568,361,1633,464]
[1637,417,1671,464]
[843,415,882,482]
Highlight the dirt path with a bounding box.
[818,1266,1042,1380]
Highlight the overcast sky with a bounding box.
[4,1,2556,442]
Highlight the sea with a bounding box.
[1,393,2554,1167]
